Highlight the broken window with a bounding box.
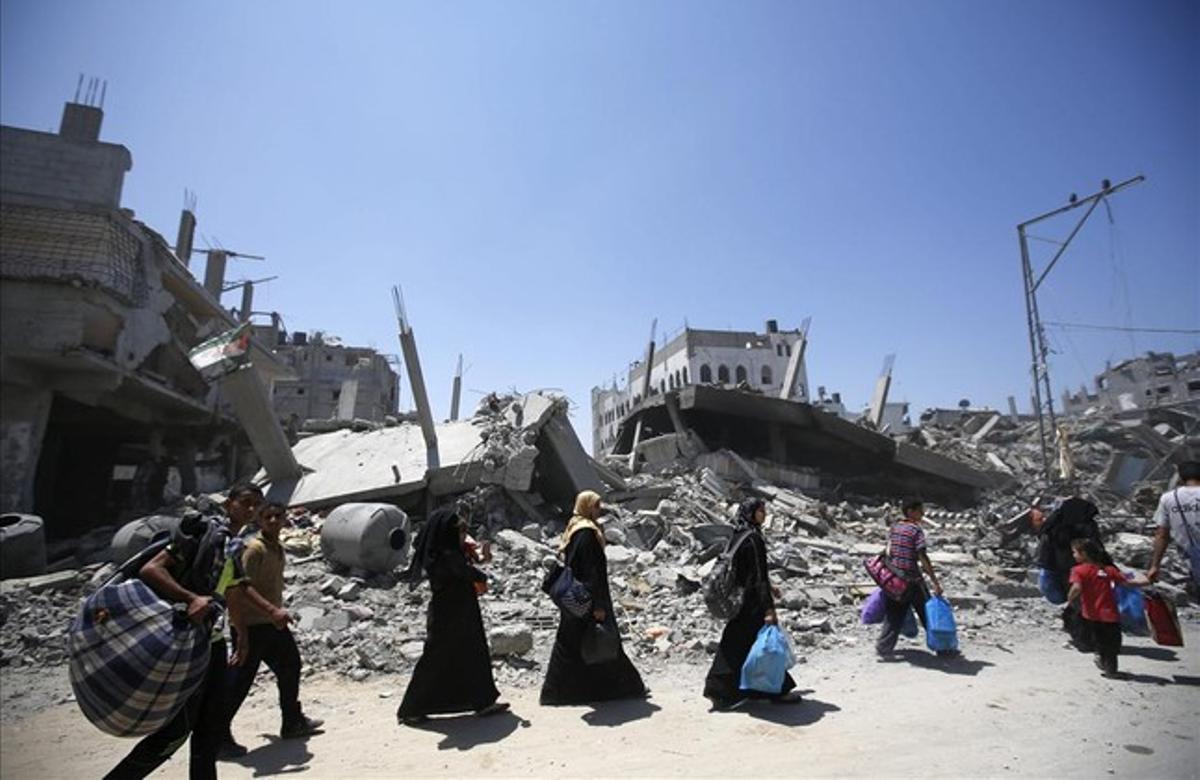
[700,364,712,383]
[332,389,341,401]
[786,344,792,357]
[297,388,305,396]
[761,365,773,385]
[776,344,783,356]
[717,365,730,383]
[682,367,689,384]
[736,365,748,383]
[1188,380,1200,394]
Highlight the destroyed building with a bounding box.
[0,97,293,544]
[1061,350,1200,416]
[250,326,400,429]
[593,320,811,454]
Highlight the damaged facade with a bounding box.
[1061,350,1200,416]
[593,320,811,454]
[251,326,400,430]
[0,100,291,543]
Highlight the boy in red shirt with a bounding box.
[1067,538,1148,677]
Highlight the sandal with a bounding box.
[772,690,804,704]
[398,714,429,726]
[475,701,510,717]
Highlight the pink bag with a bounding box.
[864,555,910,601]
[860,588,887,624]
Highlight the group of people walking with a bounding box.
[100,459,1199,777]
[104,484,321,780]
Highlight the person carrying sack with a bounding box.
[876,497,950,658]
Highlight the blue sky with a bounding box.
[2,1,1197,445]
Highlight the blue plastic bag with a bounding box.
[1038,568,1066,605]
[1115,581,1147,636]
[924,596,959,652]
[900,607,919,638]
[860,589,886,625]
[739,625,796,694]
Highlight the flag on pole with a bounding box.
[188,322,252,378]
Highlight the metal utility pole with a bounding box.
[392,286,440,470]
[1018,175,1144,481]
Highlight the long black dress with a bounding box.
[539,529,647,705]
[703,528,796,706]
[396,548,500,718]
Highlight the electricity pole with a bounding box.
[1017,174,1144,481]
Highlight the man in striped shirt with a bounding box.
[877,497,947,657]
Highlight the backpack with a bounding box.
[703,529,757,620]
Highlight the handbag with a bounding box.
[540,561,592,618]
[580,622,621,665]
[864,554,910,601]
[860,588,887,625]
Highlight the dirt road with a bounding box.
[2,626,1197,778]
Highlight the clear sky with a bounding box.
[2,1,1197,446]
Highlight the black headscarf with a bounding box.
[401,508,463,587]
[735,498,766,529]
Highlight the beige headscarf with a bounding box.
[561,490,605,552]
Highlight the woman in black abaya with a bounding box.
[396,508,508,724]
[539,490,647,705]
[703,498,800,710]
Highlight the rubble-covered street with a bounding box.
[2,395,1196,695]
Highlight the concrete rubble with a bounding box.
[2,394,1196,690]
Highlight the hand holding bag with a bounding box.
[580,621,621,665]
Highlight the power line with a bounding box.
[1043,321,1200,335]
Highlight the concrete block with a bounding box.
[0,569,79,594]
[489,623,533,657]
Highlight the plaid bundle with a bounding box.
[68,579,212,737]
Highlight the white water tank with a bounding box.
[320,503,410,573]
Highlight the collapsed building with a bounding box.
[0,96,301,564]
[250,324,401,432]
[1061,350,1200,416]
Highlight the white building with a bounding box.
[592,320,810,454]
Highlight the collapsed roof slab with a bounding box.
[260,392,600,511]
[615,386,1009,507]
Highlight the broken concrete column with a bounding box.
[867,354,894,429]
[392,286,439,470]
[449,354,463,422]
[203,249,227,299]
[218,364,303,482]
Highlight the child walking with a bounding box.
[1066,538,1147,677]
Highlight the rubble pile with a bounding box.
[2,402,1196,686]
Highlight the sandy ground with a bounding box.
[2,621,1198,780]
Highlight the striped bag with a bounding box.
[68,578,212,737]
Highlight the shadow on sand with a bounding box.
[233,733,316,777]
[892,649,994,676]
[407,710,528,750]
[581,697,661,727]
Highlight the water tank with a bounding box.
[320,503,410,574]
[110,515,181,566]
[293,331,308,347]
[0,514,48,579]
